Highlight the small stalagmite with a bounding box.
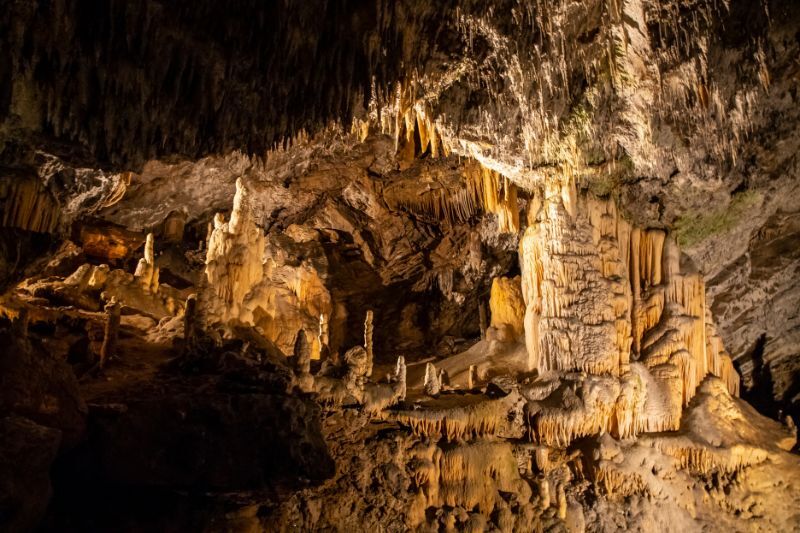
[395,355,407,401]
[134,233,159,293]
[478,301,488,340]
[99,297,121,369]
[364,310,374,377]
[424,362,442,396]
[183,294,199,352]
[319,313,330,360]
[293,329,314,392]
[468,364,479,390]
[293,329,312,375]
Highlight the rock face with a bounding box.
[0,416,61,533]
[0,320,87,448]
[91,392,332,489]
[0,0,798,531]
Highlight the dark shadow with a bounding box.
[739,334,778,419]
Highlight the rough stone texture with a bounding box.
[0,416,61,533]
[0,1,798,531]
[0,321,87,448]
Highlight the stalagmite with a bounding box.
[468,365,478,390]
[489,276,525,340]
[134,233,159,293]
[518,189,631,376]
[364,310,374,378]
[424,362,442,396]
[395,356,407,401]
[343,345,369,400]
[557,484,567,520]
[293,329,311,375]
[99,297,121,369]
[183,294,199,352]
[204,178,265,323]
[539,479,551,509]
[293,329,314,393]
[478,302,488,340]
[319,313,330,360]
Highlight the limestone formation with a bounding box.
[343,345,369,400]
[364,310,374,377]
[478,302,487,340]
[1,2,799,530]
[162,210,188,242]
[468,364,478,390]
[489,276,525,341]
[1,179,60,233]
[395,355,407,401]
[204,179,265,325]
[318,313,330,360]
[292,329,314,393]
[293,329,311,375]
[134,233,159,293]
[183,294,199,351]
[423,362,442,397]
[99,297,121,368]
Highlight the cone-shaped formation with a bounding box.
[424,362,442,397]
[99,297,121,368]
[204,179,265,323]
[134,233,159,293]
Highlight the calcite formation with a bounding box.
[0,1,798,531]
[98,297,120,368]
[1,178,60,234]
[489,275,525,341]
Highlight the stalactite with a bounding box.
[390,393,521,442]
[435,442,521,514]
[1,179,60,233]
[384,157,519,233]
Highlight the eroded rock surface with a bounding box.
[0,1,798,531]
